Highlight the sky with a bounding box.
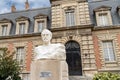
[0,0,50,14]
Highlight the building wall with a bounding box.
[51,0,91,28]
[0,0,120,79]
[93,29,120,72]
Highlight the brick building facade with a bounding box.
[0,0,120,80]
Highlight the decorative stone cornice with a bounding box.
[51,24,93,32]
[16,16,29,21]
[0,18,12,23]
[33,14,47,19]
[50,0,87,3]
[93,25,120,31]
[94,5,112,12]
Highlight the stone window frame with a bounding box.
[15,16,29,35]
[0,18,12,36]
[34,14,47,33]
[98,34,117,64]
[14,42,27,67]
[101,40,116,62]
[16,47,26,66]
[94,6,113,26]
[62,5,77,27]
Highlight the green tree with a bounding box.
[0,48,21,80]
[93,72,120,80]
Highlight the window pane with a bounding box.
[19,23,25,34]
[102,41,115,61]
[99,13,109,26]
[38,21,44,32]
[16,47,25,65]
[22,73,30,80]
[2,25,8,36]
[65,10,75,27]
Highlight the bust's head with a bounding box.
[41,29,52,44]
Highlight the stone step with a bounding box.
[69,76,92,80]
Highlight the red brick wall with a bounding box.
[93,35,102,69]
[26,41,33,71]
[117,34,120,51]
[8,43,14,54]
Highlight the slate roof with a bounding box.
[0,7,51,35]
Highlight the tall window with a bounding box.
[102,41,115,62]
[16,47,25,65]
[2,25,8,36]
[38,21,44,32]
[19,23,25,34]
[65,10,75,26]
[22,73,30,80]
[99,13,109,26]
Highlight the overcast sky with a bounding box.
[0,0,50,14]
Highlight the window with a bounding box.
[34,14,47,33]
[37,21,44,32]
[94,6,112,26]
[102,41,115,62]
[16,47,25,65]
[0,18,12,36]
[2,25,8,36]
[19,23,25,34]
[22,73,30,80]
[99,13,109,26]
[65,10,75,26]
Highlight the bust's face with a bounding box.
[41,29,52,43]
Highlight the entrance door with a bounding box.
[65,41,82,75]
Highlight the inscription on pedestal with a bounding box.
[40,72,52,78]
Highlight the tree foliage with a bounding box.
[0,48,21,80]
[93,72,120,80]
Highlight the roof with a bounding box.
[0,7,51,35]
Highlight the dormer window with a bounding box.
[2,25,8,36]
[0,18,12,36]
[34,14,47,33]
[19,23,25,34]
[65,10,75,26]
[16,16,29,35]
[94,5,112,26]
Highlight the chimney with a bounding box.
[25,0,30,10]
[11,4,16,12]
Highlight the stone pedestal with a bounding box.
[30,60,69,80]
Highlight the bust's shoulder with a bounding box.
[34,46,43,50]
[51,43,64,46]
[51,43,65,49]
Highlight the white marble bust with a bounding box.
[34,29,66,60]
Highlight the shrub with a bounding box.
[93,72,120,80]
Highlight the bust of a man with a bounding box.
[34,29,66,60]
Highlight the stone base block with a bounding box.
[30,60,69,80]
